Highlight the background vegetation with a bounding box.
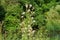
[0,0,60,40]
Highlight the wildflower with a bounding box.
[25,27,27,30]
[27,9,30,12]
[22,34,24,37]
[32,12,35,14]
[22,12,25,15]
[33,20,36,23]
[20,23,22,26]
[28,33,31,36]
[25,4,28,9]
[21,16,24,18]
[28,25,31,27]
[31,17,34,19]
[29,4,32,8]
[32,7,35,11]
[32,30,35,34]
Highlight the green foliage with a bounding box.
[0,0,60,40]
[0,5,6,21]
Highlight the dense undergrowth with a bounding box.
[0,0,60,40]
